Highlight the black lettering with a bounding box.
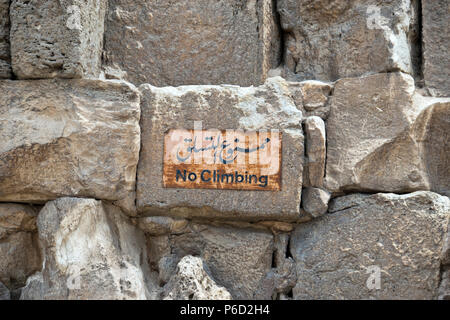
[259,175,268,187]
[176,169,187,182]
[235,171,244,183]
[221,173,234,183]
[249,174,257,184]
[201,170,211,182]
[188,172,197,181]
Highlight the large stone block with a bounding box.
[422,0,450,96]
[0,79,140,213]
[103,0,280,86]
[0,231,41,290]
[0,203,40,290]
[0,203,37,240]
[137,77,304,221]
[147,223,274,300]
[20,197,158,300]
[324,72,450,195]
[10,0,107,79]
[0,0,11,78]
[291,191,450,299]
[278,0,420,81]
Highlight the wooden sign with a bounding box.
[163,129,281,191]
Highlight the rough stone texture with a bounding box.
[147,223,274,300]
[438,268,450,300]
[0,281,10,300]
[162,255,232,300]
[291,191,450,299]
[256,233,297,299]
[0,79,140,213]
[0,0,11,78]
[286,80,332,120]
[0,204,40,290]
[10,0,107,79]
[325,72,450,195]
[422,0,450,96]
[138,216,189,236]
[0,203,38,240]
[20,197,158,300]
[442,223,450,266]
[422,101,450,197]
[278,0,420,82]
[301,187,330,218]
[0,232,41,290]
[304,116,326,188]
[137,77,304,221]
[103,0,280,86]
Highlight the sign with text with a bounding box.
[163,129,281,190]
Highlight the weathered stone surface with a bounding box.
[0,232,41,290]
[138,216,189,236]
[304,116,326,187]
[20,198,158,300]
[291,191,450,299]
[103,0,280,86]
[266,233,297,298]
[286,80,332,120]
[301,187,330,218]
[10,0,107,79]
[0,281,10,300]
[325,72,450,194]
[442,223,450,266]
[148,223,274,299]
[162,255,232,300]
[0,79,140,213]
[422,0,450,96]
[0,204,39,290]
[0,0,11,78]
[438,268,450,300]
[0,203,37,240]
[422,101,450,197]
[278,0,420,81]
[137,77,304,221]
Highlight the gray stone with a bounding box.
[0,203,37,240]
[422,0,450,96]
[324,72,450,194]
[150,223,274,300]
[438,268,450,300]
[103,0,280,86]
[422,101,450,197]
[0,0,11,78]
[301,187,330,218]
[0,281,10,300]
[20,197,158,300]
[278,0,420,81]
[10,0,107,79]
[290,80,333,120]
[138,216,189,236]
[137,77,304,221]
[304,116,326,188]
[162,255,232,300]
[442,223,450,266]
[291,191,450,299]
[158,254,178,286]
[0,79,140,213]
[0,232,41,290]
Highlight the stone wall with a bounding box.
[0,0,448,300]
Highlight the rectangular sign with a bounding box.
[163,129,281,191]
